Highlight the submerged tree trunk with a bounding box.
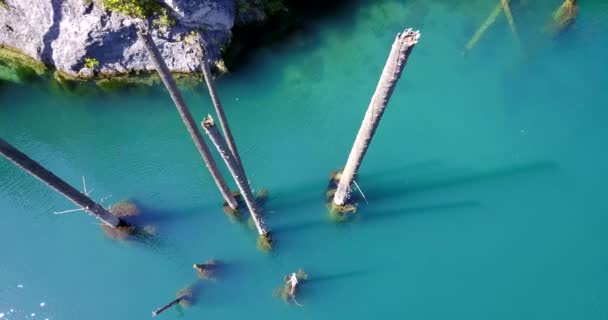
[201,116,268,236]
[465,1,504,52]
[500,0,519,42]
[0,137,123,227]
[137,29,238,210]
[198,41,245,172]
[550,0,578,34]
[333,29,420,206]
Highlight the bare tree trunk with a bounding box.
[137,29,238,209]
[0,137,123,227]
[198,42,244,172]
[333,29,420,206]
[151,297,183,317]
[201,116,268,236]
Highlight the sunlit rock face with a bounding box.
[0,0,235,77]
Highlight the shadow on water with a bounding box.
[165,280,203,317]
[123,226,186,263]
[356,160,443,183]
[365,160,558,201]
[297,269,370,304]
[183,280,203,306]
[100,220,188,268]
[307,269,369,284]
[363,201,481,224]
[106,200,214,263]
[269,160,441,213]
[127,200,211,229]
[195,259,239,282]
[225,0,360,72]
[193,260,259,307]
[271,215,356,238]
[263,177,331,215]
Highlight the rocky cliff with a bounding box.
[0,0,241,78]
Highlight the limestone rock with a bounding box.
[0,0,236,77]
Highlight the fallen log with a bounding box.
[0,137,124,228]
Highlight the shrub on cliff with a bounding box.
[153,8,176,29]
[101,0,161,18]
[84,57,99,69]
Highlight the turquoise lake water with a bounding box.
[2,0,608,319]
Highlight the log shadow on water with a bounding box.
[179,281,203,307]
[194,259,243,283]
[294,269,370,304]
[128,200,212,229]
[363,160,558,202]
[307,269,370,284]
[264,179,328,215]
[272,214,355,239]
[269,177,361,235]
[101,200,206,261]
[271,216,361,254]
[192,260,258,307]
[273,219,328,236]
[163,280,203,317]
[356,160,443,183]
[362,201,482,225]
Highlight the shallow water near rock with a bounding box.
[1,0,608,319]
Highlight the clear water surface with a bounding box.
[1,0,607,319]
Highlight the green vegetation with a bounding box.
[236,0,251,16]
[273,270,308,304]
[549,0,578,34]
[193,259,220,280]
[84,57,99,69]
[175,286,194,308]
[153,8,176,29]
[0,46,47,83]
[97,76,152,91]
[0,0,7,9]
[214,59,229,74]
[255,188,269,205]
[100,0,161,18]
[237,0,286,17]
[257,233,272,252]
[101,201,140,240]
[222,189,271,250]
[184,30,199,45]
[109,201,140,217]
[261,0,286,15]
[223,191,242,216]
[326,170,358,221]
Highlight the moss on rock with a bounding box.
[0,46,47,83]
[100,0,162,18]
